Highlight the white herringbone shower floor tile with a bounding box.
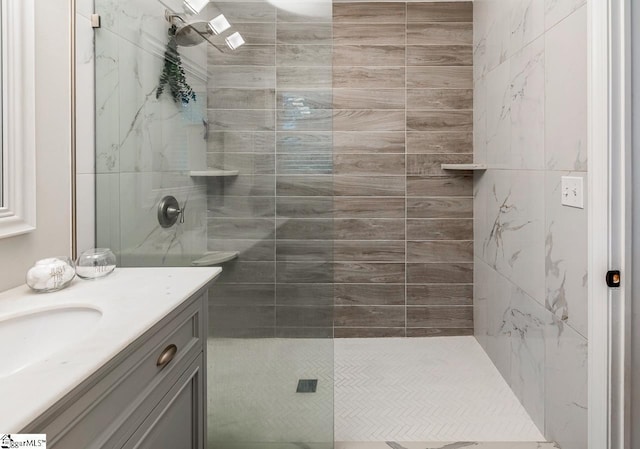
[207,336,546,447]
[334,337,545,442]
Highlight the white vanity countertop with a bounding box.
[0,267,221,431]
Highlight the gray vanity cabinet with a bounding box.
[123,355,204,449]
[22,287,209,449]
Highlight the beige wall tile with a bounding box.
[407,23,473,45]
[335,306,406,327]
[334,197,406,218]
[277,23,333,44]
[335,284,406,306]
[333,23,406,45]
[334,110,406,131]
[333,89,406,109]
[407,176,474,196]
[407,89,473,109]
[407,153,474,175]
[335,262,406,283]
[334,175,406,196]
[407,45,473,66]
[407,218,474,240]
[334,131,406,153]
[407,284,473,305]
[407,263,474,283]
[407,2,473,22]
[334,241,406,262]
[333,45,406,66]
[333,2,407,23]
[334,67,406,88]
[407,240,474,263]
[407,198,473,218]
[407,111,473,132]
[406,131,473,153]
[406,306,474,328]
[277,45,333,66]
[335,154,406,176]
[407,66,474,88]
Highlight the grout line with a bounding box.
[404,0,409,337]
[273,9,278,334]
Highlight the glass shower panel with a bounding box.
[95,0,209,267]
[205,1,334,448]
[94,0,335,448]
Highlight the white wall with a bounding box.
[473,1,588,448]
[0,0,72,292]
[631,0,640,445]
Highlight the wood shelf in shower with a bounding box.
[191,251,239,267]
[189,169,239,177]
[441,164,488,171]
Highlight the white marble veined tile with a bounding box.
[544,172,588,337]
[485,0,511,73]
[117,38,164,173]
[474,256,492,352]
[510,37,545,170]
[544,0,586,31]
[481,258,513,383]
[474,170,490,260]
[473,75,488,165]
[509,0,544,56]
[481,169,546,305]
[485,61,511,169]
[77,0,94,19]
[94,0,118,31]
[95,28,120,173]
[504,286,547,433]
[473,1,588,446]
[118,172,207,267]
[115,39,207,174]
[96,173,122,259]
[95,0,171,59]
[77,173,97,253]
[544,318,588,449]
[473,0,490,81]
[544,5,588,171]
[76,15,97,175]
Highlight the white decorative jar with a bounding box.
[26,257,76,293]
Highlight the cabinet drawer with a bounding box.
[122,354,204,449]
[35,294,206,449]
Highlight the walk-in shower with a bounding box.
[92,0,589,448]
[94,0,334,446]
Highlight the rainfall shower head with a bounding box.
[174,20,211,47]
[166,10,243,51]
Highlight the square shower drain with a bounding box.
[296,379,318,393]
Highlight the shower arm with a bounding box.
[164,9,227,53]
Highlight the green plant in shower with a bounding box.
[157,25,197,105]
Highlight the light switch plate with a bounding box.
[561,176,584,209]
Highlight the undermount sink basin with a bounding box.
[0,306,103,378]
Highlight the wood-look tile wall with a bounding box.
[206,1,473,338]
[332,1,474,338]
[207,1,336,338]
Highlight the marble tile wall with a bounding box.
[206,1,474,338]
[94,0,209,266]
[76,3,97,254]
[473,1,588,448]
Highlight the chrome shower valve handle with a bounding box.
[158,195,185,228]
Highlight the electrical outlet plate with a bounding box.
[561,176,584,209]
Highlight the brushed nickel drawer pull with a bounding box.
[156,344,178,368]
